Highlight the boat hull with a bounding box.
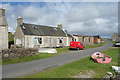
[91,52,112,63]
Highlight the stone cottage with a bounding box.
[72,35,94,45]
[0,8,8,52]
[111,33,118,41]
[14,17,71,48]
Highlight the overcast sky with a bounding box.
[2,2,118,38]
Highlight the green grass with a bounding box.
[56,47,71,54]
[105,38,115,44]
[111,41,116,44]
[2,47,71,65]
[2,42,106,65]
[24,48,118,78]
[2,53,56,65]
[85,41,106,49]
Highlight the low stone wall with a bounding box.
[2,48,38,59]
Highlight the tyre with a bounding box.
[77,47,79,50]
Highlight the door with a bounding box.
[50,38,53,47]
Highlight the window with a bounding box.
[34,38,42,44]
[34,38,38,44]
[82,37,85,42]
[38,38,42,44]
[58,38,63,43]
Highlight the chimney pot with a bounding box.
[17,16,23,26]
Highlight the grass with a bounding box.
[2,53,56,65]
[2,41,106,65]
[111,41,116,44]
[85,41,106,49]
[105,38,115,44]
[24,48,118,78]
[56,47,71,54]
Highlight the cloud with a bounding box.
[2,2,118,38]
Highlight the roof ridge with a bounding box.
[23,23,57,28]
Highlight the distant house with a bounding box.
[72,35,94,45]
[111,33,118,41]
[93,35,102,44]
[14,17,71,48]
[0,8,8,52]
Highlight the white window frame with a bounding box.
[33,37,42,45]
[58,38,63,44]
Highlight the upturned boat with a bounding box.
[91,52,112,63]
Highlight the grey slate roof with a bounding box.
[20,23,67,37]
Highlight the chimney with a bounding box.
[0,7,8,26]
[0,7,5,17]
[17,16,23,26]
[57,23,62,29]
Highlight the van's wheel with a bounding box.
[77,47,79,51]
[82,47,85,50]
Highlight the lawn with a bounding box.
[24,48,118,78]
[2,53,56,65]
[85,41,106,49]
[2,41,106,65]
[2,47,70,65]
[111,41,116,44]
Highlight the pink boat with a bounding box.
[91,52,112,63]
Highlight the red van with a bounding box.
[70,41,85,50]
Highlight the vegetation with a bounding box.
[111,41,116,44]
[85,41,106,49]
[104,38,115,44]
[3,53,56,65]
[8,32,14,48]
[24,48,118,78]
[3,41,106,65]
[56,47,71,54]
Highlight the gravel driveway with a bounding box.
[2,39,112,78]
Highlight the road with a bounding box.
[2,39,112,78]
